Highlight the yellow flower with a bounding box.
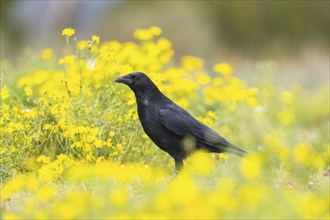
[127,99,136,105]
[36,185,56,201]
[186,150,214,175]
[116,143,124,152]
[277,109,295,126]
[134,26,162,41]
[197,73,210,85]
[196,116,214,127]
[207,110,217,120]
[109,189,128,208]
[240,154,263,179]
[213,62,233,76]
[37,155,51,164]
[297,193,328,218]
[3,212,18,220]
[311,154,325,170]
[0,87,9,99]
[61,27,75,37]
[58,55,76,65]
[281,91,293,104]
[150,26,162,35]
[41,48,53,60]
[213,78,223,88]
[109,131,115,137]
[294,143,310,166]
[176,98,190,109]
[77,40,88,50]
[247,97,259,107]
[157,38,172,50]
[6,122,24,134]
[24,86,33,96]
[92,35,100,44]
[1,175,26,202]
[96,156,105,164]
[219,153,229,160]
[182,56,203,71]
[134,29,153,41]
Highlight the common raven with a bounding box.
[115,72,247,171]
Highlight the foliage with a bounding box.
[0,27,329,219]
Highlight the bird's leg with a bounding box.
[168,171,178,181]
[167,159,183,181]
[174,159,183,173]
[168,163,180,181]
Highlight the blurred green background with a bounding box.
[1,1,329,86]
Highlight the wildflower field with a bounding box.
[0,27,329,219]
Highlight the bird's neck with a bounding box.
[134,84,165,105]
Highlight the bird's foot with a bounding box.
[167,168,180,181]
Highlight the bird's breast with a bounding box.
[137,104,167,146]
[143,99,149,106]
[137,105,157,132]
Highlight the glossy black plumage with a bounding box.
[115,72,247,170]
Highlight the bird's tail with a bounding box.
[226,143,248,157]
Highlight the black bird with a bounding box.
[114,72,247,171]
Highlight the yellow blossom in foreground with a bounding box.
[295,193,329,219]
[3,212,18,220]
[36,185,56,201]
[185,150,214,175]
[109,189,128,208]
[240,154,263,179]
[61,27,75,37]
[1,87,9,99]
[294,143,310,166]
[24,86,33,96]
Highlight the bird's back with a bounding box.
[141,93,246,157]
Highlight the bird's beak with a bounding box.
[114,75,132,85]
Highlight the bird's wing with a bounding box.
[159,107,218,141]
[159,106,247,156]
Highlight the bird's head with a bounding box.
[114,72,155,91]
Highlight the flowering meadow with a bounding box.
[0,27,329,219]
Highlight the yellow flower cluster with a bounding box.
[1,27,329,219]
[134,26,162,41]
[1,153,329,219]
